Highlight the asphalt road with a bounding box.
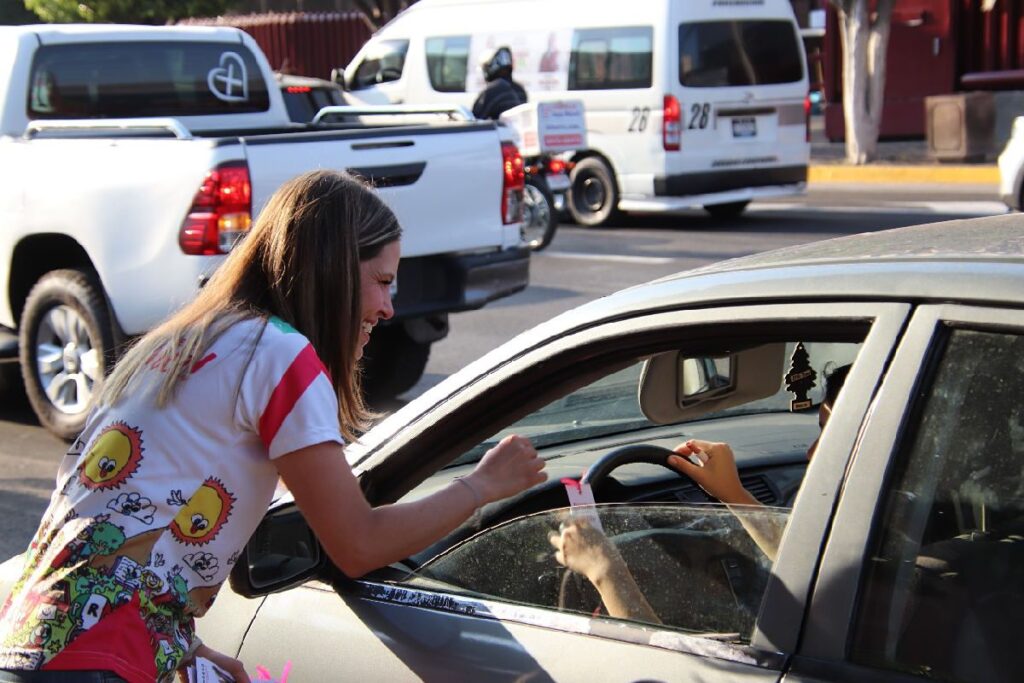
[0,184,1006,560]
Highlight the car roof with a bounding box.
[669,213,1024,277]
[349,215,1024,464]
[555,213,1024,323]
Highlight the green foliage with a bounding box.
[24,0,234,24]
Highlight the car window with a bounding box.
[850,329,1024,682]
[678,20,804,88]
[280,83,344,123]
[569,26,653,90]
[400,504,788,641]
[351,39,409,90]
[425,36,470,92]
[29,41,270,118]
[450,340,860,468]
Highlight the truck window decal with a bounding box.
[208,52,249,103]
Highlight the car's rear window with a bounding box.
[28,41,271,119]
[280,83,345,123]
[678,20,804,88]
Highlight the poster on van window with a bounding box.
[469,30,574,95]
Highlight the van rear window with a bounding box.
[28,41,270,118]
[569,26,652,91]
[678,20,803,88]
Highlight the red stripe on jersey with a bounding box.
[190,352,217,374]
[259,343,329,449]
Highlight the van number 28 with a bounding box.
[628,106,650,132]
[629,104,711,132]
[688,103,711,129]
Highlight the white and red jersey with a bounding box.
[0,316,342,682]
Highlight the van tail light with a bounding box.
[179,161,253,255]
[804,94,812,143]
[663,95,681,151]
[501,141,525,225]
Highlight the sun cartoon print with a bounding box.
[79,422,144,491]
[169,478,235,546]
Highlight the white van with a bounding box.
[341,0,811,226]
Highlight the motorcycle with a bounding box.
[522,154,572,252]
[500,99,587,252]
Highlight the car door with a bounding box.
[233,301,910,681]
[789,304,1024,683]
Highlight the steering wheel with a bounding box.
[581,444,687,491]
[558,444,690,615]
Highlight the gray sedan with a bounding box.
[7,216,1024,682]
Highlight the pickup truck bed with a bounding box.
[0,24,528,438]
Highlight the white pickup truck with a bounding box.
[0,24,529,439]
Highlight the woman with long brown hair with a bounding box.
[0,170,546,683]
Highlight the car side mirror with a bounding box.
[229,506,322,598]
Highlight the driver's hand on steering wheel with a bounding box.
[669,439,760,506]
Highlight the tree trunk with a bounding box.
[834,0,895,164]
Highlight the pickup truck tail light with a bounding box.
[180,161,253,255]
[663,95,681,151]
[501,141,525,225]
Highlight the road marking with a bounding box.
[543,252,677,265]
[752,201,1008,216]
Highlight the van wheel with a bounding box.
[703,201,750,219]
[568,157,619,227]
[19,269,115,440]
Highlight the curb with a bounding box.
[809,163,999,185]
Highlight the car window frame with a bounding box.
[351,302,910,661]
[795,304,1024,676]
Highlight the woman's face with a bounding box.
[356,240,400,360]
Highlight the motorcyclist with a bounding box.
[472,46,527,120]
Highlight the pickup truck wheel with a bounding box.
[567,157,619,227]
[361,326,431,405]
[522,176,557,251]
[703,200,750,219]
[19,269,115,440]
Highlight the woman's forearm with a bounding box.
[590,564,661,624]
[348,478,483,575]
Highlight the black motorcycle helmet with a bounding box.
[481,46,514,82]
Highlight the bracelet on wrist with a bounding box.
[454,476,483,526]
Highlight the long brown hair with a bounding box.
[101,170,402,440]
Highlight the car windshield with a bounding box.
[449,341,859,467]
[399,504,789,641]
